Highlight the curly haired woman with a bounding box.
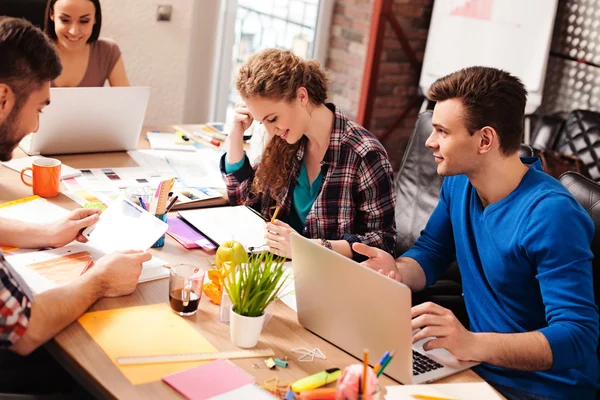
[221,49,396,260]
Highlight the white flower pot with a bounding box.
[229,305,266,348]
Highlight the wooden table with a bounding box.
[3,131,496,399]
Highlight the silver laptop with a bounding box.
[19,87,150,155]
[290,233,478,384]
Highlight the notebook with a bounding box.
[178,206,267,250]
[167,216,216,250]
[2,156,81,179]
[162,359,255,400]
[147,132,197,152]
[170,187,227,211]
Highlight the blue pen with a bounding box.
[138,197,148,211]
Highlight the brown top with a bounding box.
[53,38,122,87]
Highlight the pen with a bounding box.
[192,130,221,147]
[373,351,390,375]
[376,349,395,377]
[175,130,190,141]
[411,395,455,400]
[165,195,179,213]
[138,197,148,211]
[270,206,281,223]
[80,260,94,276]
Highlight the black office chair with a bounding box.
[392,111,468,325]
[559,172,600,358]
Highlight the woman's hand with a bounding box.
[264,220,295,258]
[231,102,254,138]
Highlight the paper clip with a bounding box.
[291,347,326,363]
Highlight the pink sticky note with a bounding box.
[162,359,255,400]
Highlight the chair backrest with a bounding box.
[393,114,534,256]
[559,171,600,359]
[393,111,443,255]
[557,110,600,181]
[530,114,566,151]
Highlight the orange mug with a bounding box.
[20,158,61,198]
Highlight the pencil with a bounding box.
[411,395,455,400]
[270,206,281,223]
[80,260,94,276]
[362,349,369,397]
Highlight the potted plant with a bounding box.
[223,251,288,348]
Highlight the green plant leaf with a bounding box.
[223,251,288,317]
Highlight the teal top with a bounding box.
[225,155,323,233]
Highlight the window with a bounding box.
[212,0,333,123]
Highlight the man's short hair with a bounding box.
[0,17,62,104]
[427,66,527,155]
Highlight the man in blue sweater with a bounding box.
[353,67,599,400]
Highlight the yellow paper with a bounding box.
[78,303,218,385]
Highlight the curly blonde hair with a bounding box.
[237,49,329,205]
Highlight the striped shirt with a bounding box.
[0,252,32,349]
[220,103,397,260]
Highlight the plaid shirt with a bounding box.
[0,252,32,349]
[220,103,397,260]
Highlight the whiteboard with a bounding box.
[420,0,558,111]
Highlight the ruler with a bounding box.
[0,195,40,208]
[116,348,275,365]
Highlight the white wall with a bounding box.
[100,0,219,125]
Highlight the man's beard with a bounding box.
[0,106,25,162]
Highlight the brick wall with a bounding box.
[326,0,433,171]
[326,0,373,122]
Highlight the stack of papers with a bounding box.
[162,359,256,400]
[78,304,219,385]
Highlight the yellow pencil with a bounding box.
[362,349,369,397]
[411,395,455,400]
[270,206,280,223]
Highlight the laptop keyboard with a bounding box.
[413,350,444,376]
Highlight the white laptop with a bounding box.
[290,233,478,384]
[19,87,150,155]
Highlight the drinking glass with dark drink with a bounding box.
[169,264,205,316]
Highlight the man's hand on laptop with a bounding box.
[47,208,102,247]
[353,243,401,281]
[86,250,152,297]
[411,302,475,361]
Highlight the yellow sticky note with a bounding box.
[78,303,218,385]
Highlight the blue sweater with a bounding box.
[404,159,599,399]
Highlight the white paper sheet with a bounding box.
[6,243,169,294]
[0,197,70,224]
[279,263,297,312]
[2,156,81,179]
[385,382,501,400]
[164,149,225,189]
[209,383,277,399]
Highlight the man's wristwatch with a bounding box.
[320,238,333,250]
